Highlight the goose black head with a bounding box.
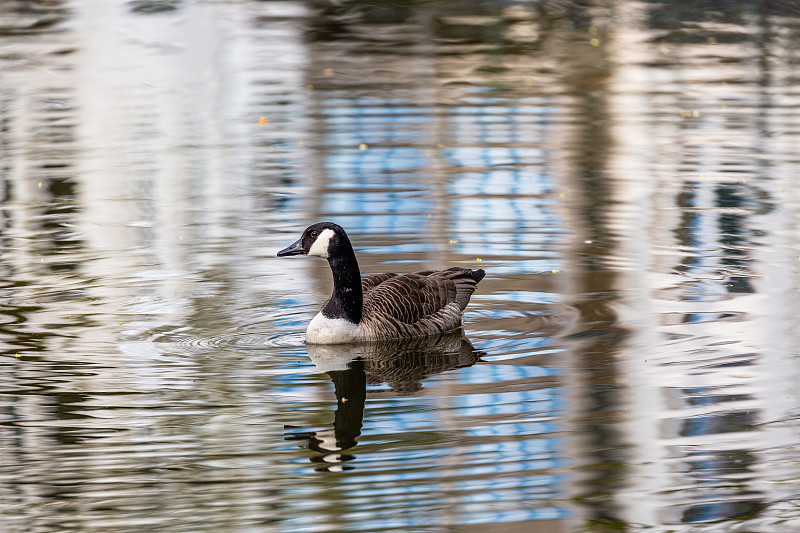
[277,222,348,259]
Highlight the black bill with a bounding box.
[277,238,305,257]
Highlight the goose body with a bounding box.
[277,222,485,344]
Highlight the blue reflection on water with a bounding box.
[300,87,568,529]
[318,95,560,252]
[328,147,429,178]
[449,169,550,195]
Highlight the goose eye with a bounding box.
[310,230,318,238]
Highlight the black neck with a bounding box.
[322,243,363,324]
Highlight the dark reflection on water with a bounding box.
[287,332,482,470]
[556,23,631,529]
[2,0,800,531]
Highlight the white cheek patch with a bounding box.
[308,228,335,258]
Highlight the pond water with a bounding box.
[3,0,800,531]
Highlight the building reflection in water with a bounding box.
[602,1,800,529]
[297,3,572,527]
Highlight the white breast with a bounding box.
[305,311,359,344]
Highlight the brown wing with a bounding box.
[361,273,397,294]
[360,268,483,340]
[363,273,451,325]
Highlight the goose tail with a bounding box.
[443,267,485,310]
[446,266,485,283]
[469,269,485,283]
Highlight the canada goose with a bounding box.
[277,222,485,344]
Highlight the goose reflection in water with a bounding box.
[285,331,483,471]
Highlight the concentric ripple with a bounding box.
[152,329,307,351]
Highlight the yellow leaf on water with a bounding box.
[258,116,267,126]
[476,257,483,263]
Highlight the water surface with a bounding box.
[2,1,800,531]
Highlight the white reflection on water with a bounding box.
[2,0,800,532]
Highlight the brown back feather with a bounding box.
[361,273,397,293]
[362,268,482,327]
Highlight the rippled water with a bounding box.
[3,1,800,531]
